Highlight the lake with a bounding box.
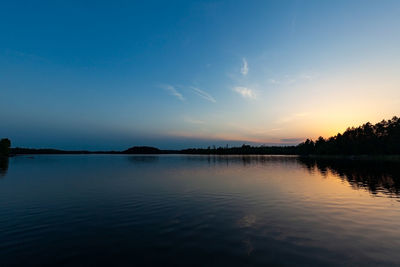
[1,155,400,266]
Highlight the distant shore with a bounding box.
[8,147,400,162]
[4,115,400,158]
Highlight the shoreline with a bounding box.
[8,153,400,161]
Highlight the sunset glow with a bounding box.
[1,1,399,149]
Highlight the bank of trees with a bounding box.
[184,116,400,155]
[297,116,400,155]
[3,116,400,156]
[181,144,297,155]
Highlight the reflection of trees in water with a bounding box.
[126,154,400,198]
[298,157,400,197]
[0,157,9,177]
[183,155,299,167]
[183,155,400,198]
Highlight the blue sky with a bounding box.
[1,0,400,149]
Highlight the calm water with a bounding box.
[1,155,400,266]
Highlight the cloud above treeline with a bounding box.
[241,58,248,76]
[233,86,256,99]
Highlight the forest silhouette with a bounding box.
[183,116,400,155]
[296,116,400,155]
[3,116,400,156]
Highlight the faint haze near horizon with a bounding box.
[1,0,400,150]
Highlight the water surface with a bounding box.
[1,155,400,266]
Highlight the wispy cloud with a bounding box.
[161,84,185,101]
[299,73,318,81]
[280,138,304,143]
[184,116,204,124]
[278,112,309,123]
[241,58,249,76]
[268,73,318,85]
[191,87,216,103]
[268,79,280,85]
[233,86,256,99]
[267,128,282,132]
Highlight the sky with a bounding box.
[1,0,400,150]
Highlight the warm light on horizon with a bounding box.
[1,1,399,149]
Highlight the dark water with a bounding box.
[1,155,400,266]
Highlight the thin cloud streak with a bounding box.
[233,86,256,99]
[278,112,309,123]
[166,129,291,145]
[161,84,185,101]
[241,58,249,76]
[184,116,204,124]
[268,73,318,85]
[191,87,216,103]
[280,138,304,143]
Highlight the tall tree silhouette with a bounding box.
[0,138,11,157]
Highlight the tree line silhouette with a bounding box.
[0,139,10,176]
[180,144,297,155]
[3,116,400,156]
[297,116,400,155]
[183,116,400,155]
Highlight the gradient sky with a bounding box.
[1,0,400,150]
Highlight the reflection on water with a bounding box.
[127,155,159,163]
[0,157,9,177]
[298,157,400,198]
[181,154,298,166]
[173,155,400,199]
[1,155,400,266]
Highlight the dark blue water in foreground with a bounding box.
[1,155,400,266]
